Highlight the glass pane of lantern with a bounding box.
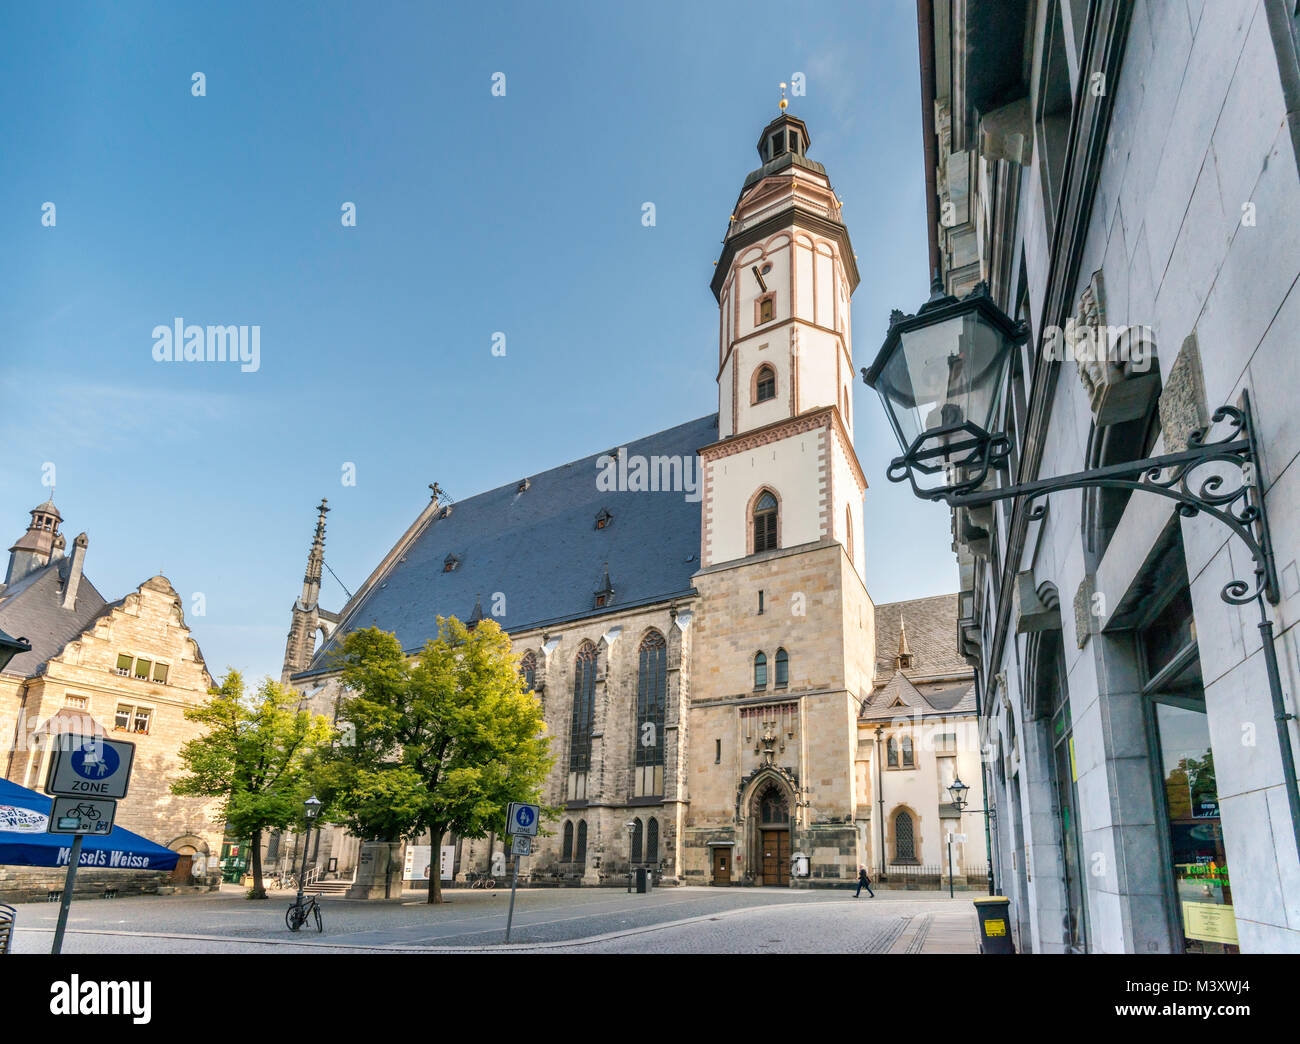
[878,312,1008,466]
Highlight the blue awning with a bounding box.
[0,777,179,871]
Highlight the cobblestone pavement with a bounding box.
[9,883,984,953]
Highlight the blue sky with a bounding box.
[0,1,959,683]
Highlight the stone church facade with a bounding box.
[283,113,978,890]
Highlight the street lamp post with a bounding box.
[625,820,637,893]
[944,777,984,898]
[295,795,322,910]
[864,279,1300,875]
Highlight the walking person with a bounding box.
[855,866,874,898]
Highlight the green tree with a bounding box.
[172,670,335,899]
[322,618,553,903]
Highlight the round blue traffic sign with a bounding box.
[515,805,535,828]
[71,742,120,781]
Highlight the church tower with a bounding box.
[684,108,876,887]
[281,498,338,684]
[701,111,866,572]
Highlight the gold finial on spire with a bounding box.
[778,82,788,111]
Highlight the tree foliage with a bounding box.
[320,618,553,902]
[172,670,334,899]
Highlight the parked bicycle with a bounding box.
[285,892,323,933]
[468,870,497,889]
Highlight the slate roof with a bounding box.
[0,559,108,678]
[299,414,719,677]
[873,592,970,683]
[860,670,976,721]
[861,591,974,720]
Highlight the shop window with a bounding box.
[1138,562,1236,952]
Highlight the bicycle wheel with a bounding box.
[485,877,496,890]
[313,903,323,933]
[286,904,302,932]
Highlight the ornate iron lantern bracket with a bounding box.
[886,391,1279,607]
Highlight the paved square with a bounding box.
[9,884,984,953]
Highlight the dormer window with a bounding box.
[440,505,453,519]
[517,478,531,493]
[443,553,460,573]
[595,509,613,530]
[594,564,614,608]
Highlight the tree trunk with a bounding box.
[428,828,444,904]
[248,828,266,900]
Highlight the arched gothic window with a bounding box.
[887,736,899,767]
[561,821,574,861]
[630,818,643,863]
[894,809,917,862]
[754,651,768,689]
[775,647,788,687]
[635,631,667,797]
[647,818,659,863]
[757,784,789,825]
[576,820,588,863]
[519,651,536,693]
[753,491,778,553]
[567,644,597,800]
[755,364,776,402]
[901,735,914,768]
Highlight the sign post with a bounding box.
[503,803,539,944]
[44,735,136,955]
[50,835,83,956]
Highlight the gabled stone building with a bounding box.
[0,500,222,898]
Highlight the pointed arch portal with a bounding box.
[743,772,794,886]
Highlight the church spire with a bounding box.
[299,498,329,612]
[282,497,331,685]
